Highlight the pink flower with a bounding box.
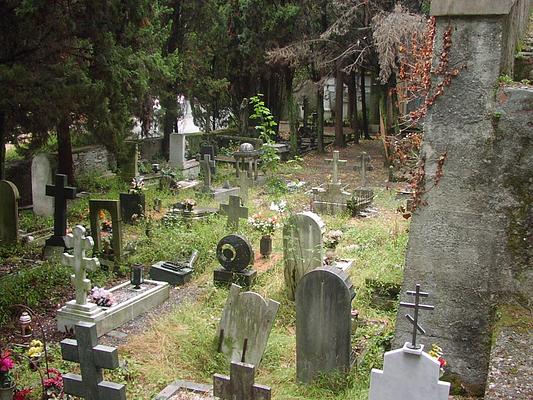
[0,351,14,372]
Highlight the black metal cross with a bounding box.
[399,284,435,349]
[213,361,271,400]
[45,174,77,248]
[60,322,126,400]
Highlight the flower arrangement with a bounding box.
[248,213,280,236]
[269,200,287,213]
[27,340,43,359]
[324,230,343,249]
[90,287,116,307]
[429,344,447,376]
[179,198,197,212]
[0,350,14,388]
[43,368,64,399]
[129,177,145,195]
[14,388,32,400]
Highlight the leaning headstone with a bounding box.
[213,361,271,400]
[296,267,355,383]
[283,211,325,300]
[219,195,248,229]
[370,284,449,399]
[213,234,257,287]
[31,153,53,216]
[217,284,280,366]
[150,250,198,285]
[0,180,20,245]
[60,321,126,400]
[44,174,77,255]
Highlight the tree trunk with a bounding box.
[334,61,345,147]
[57,117,74,184]
[317,87,324,153]
[347,71,359,143]
[0,112,6,180]
[360,68,370,139]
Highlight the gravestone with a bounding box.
[169,132,200,179]
[238,173,250,205]
[31,153,53,216]
[219,195,248,229]
[213,361,271,400]
[120,141,138,182]
[217,284,280,366]
[311,151,351,214]
[283,211,325,300]
[44,174,77,253]
[213,234,257,287]
[150,250,198,285]
[0,180,20,244]
[89,199,123,263]
[199,144,216,174]
[57,226,102,332]
[296,267,355,383]
[201,154,215,192]
[370,284,448,399]
[60,321,126,400]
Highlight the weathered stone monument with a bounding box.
[296,267,355,383]
[213,361,271,400]
[371,284,450,400]
[200,154,240,202]
[213,234,257,287]
[283,211,325,300]
[311,151,351,214]
[169,132,200,179]
[31,153,53,216]
[60,321,126,400]
[219,195,248,229]
[89,199,123,263]
[395,1,533,394]
[44,174,77,252]
[217,284,280,366]
[0,180,20,245]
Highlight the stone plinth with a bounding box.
[311,183,351,214]
[57,280,169,337]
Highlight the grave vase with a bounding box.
[0,381,14,400]
[260,235,272,258]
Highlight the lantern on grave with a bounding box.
[19,311,33,338]
[130,264,144,289]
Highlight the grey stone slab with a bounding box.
[31,153,53,216]
[213,361,271,400]
[296,267,355,383]
[369,344,450,400]
[0,180,20,244]
[283,212,324,300]
[218,284,279,366]
[431,0,515,16]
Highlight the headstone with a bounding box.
[31,153,53,216]
[44,174,77,250]
[0,180,20,244]
[89,199,123,263]
[213,234,257,287]
[62,225,100,305]
[219,195,248,229]
[169,132,200,179]
[199,144,216,174]
[120,141,138,182]
[217,284,280,366]
[60,322,126,400]
[150,250,198,285]
[213,361,271,400]
[238,173,250,205]
[201,154,215,192]
[311,151,352,214]
[296,267,355,383]
[283,211,325,300]
[369,344,451,400]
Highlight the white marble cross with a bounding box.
[62,225,100,305]
[325,151,347,185]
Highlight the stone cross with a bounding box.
[62,225,100,305]
[60,322,126,400]
[325,151,347,185]
[201,154,216,191]
[220,195,248,229]
[399,284,435,349]
[213,361,271,400]
[359,152,371,187]
[45,174,77,248]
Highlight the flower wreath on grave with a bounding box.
[89,287,116,307]
[129,177,145,195]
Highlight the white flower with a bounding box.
[270,200,287,213]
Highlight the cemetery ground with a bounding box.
[1,140,485,400]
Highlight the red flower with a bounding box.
[14,388,32,400]
[0,351,14,372]
[438,356,447,368]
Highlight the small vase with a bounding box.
[260,235,272,258]
[0,382,14,400]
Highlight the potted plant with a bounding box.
[120,177,146,224]
[42,369,64,399]
[248,213,280,258]
[0,350,15,400]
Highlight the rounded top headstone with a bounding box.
[239,143,255,153]
[216,234,254,272]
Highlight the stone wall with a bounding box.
[394,1,533,396]
[72,145,116,174]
